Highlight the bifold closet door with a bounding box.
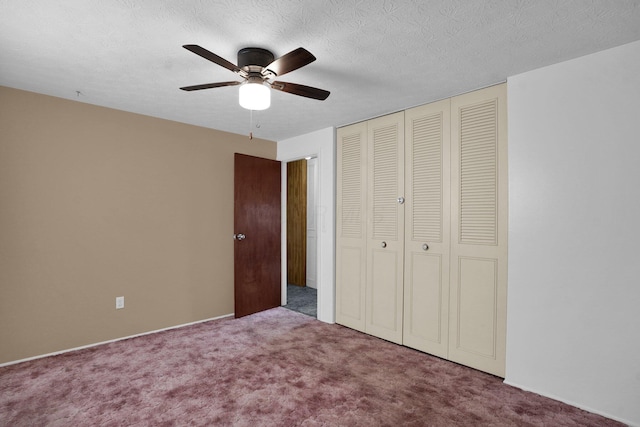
[366,112,405,344]
[403,100,451,358]
[336,122,368,332]
[449,83,508,377]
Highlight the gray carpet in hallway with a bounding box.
[284,284,317,317]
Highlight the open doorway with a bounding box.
[278,127,336,324]
[284,157,317,317]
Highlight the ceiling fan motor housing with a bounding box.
[237,48,275,70]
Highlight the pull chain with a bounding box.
[248,110,262,140]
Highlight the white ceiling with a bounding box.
[2,0,640,142]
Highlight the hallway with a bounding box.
[284,284,316,318]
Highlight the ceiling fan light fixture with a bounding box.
[181,45,330,107]
[239,81,270,110]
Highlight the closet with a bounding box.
[336,84,507,377]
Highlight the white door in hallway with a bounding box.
[306,157,318,289]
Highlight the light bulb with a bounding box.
[239,82,270,110]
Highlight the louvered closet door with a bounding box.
[449,84,508,377]
[366,112,405,344]
[403,100,451,358]
[336,122,368,332]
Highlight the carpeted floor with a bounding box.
[284,283,317,317]
[0,308,624,426]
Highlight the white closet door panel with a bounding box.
[404,252,448,355]
[454,256,498,356]
[337,246,366,327]
[368,248,402,341]
[336,122,368,332]
[403,100,450,358]
[366,112,404,344]
[449,83,508,377]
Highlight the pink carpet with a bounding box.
[0,307,624,426]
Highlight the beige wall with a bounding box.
[0,86,277,364]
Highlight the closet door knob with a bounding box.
[397,197,405,204]
[381,241,387,248]
[422,243,429,251]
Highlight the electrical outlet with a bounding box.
[115,296,124,309]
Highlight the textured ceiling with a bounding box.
[2,0,640,141]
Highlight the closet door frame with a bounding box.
[336,83,508,378]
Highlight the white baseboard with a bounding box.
[0,313,235,368]
[503,379,636,427]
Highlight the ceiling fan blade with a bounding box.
[265,48,316,77]
[183,45,246,76]
[180,81,241,91]
[271,81,330,100]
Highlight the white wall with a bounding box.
[277,127,336,323]
[506,40,640,426]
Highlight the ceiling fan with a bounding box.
[180,45,330,110]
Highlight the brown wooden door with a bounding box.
[234,153,281,318]
[286,159,307,286]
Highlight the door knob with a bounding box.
[422,243,429,251]
[381,241,387,248]
[233,233,246,241]
[397,197,405,204]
